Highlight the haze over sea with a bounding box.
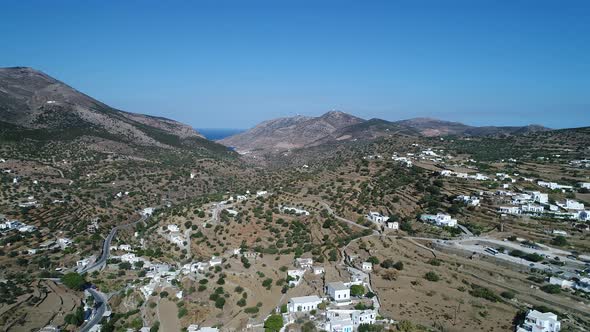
[196,128,245,140]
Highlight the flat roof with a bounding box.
[327,281,348,291]
[289,295,321,303]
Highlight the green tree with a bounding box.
[551,236,568,247]
[61,272,86,290]
[264,314,284,332]
[350,284,365,297]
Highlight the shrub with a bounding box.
[469,284,502,302]
[424,271,440,282]
[350,285,365,297]
[500,291,515,299]
[541,284,562,294]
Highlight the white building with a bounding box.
[366,212,389,224]
[295,257,314,269]
[552,230,567,236]
[549,277,574,289]
[326,282,350,302]
[281,206,310,216]
[313,266,325,275]
[325,317,354,332]
[420,213,457,227]
[527,191,549,204]
[386,221,399,230]
[170,234,185,246]
[209,256,223,266]
[77,258,91,268]
[351,310,377,326]
[521,204,544,214]
[558,199,584,211]
[118,244,132,251]
[580,182,590,190]
[120,253,141,264]
[361,262,373,272]
[287,269,306,286]
[499,206,521,215]
[516,310,560,332]
[167,224,180,232]
[538,181,573,191]
[57,238,72,249]
[287,295,322,313]
[456,195,480,206]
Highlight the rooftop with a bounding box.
[289,295,322,304]
[327,281,348,291]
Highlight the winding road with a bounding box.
[77,212,150,332]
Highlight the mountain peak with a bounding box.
[0,66,210,148]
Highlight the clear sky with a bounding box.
[1,0,588,129]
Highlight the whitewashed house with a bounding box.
[325,317,354,332]
[516,310,560,332]
[326,282,350,302]
[118,244,132,251]
[167,224,180,232]
[361,262,373,272]
[366,212,389,224]
[386,221,399,230]
[456,195,480,206]
[313,266,325,275]
[295,257,314,269]
[287,269,306,286]
[499,206,521,215]
[558,199,584,211]
[352,310,377,326]
[527,191,549,204]
[521,204,545,214]
[57,238,72,249]
[549,277,574,289]
[420,213,457,227]
[287,295,322,313]
[209,256,223,266]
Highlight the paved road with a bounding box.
[77,213,150,332]
[79,288,108,332]
[318,201,378,234]
[80,214,148,274]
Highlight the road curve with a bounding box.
[80,214,148,274]
[79,289,108,332]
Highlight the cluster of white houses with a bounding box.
[366,212,399,230]
[516,310,561,332]
[420,213,458,228]
[0,216,36,233]
[496,190,589,221]
[549,276,590,294]
[284,258,381,332]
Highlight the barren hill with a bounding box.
[219,111,364,152]
[0,67,226,153]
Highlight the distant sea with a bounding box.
[196,128,244,140]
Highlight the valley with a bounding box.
[1,69,589,332]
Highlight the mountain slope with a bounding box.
[393,117,550,137]
[219,111,364,151]
[0,67,223,152]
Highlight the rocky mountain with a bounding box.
[219,111,364,152]
[393,117,550,137]
[220,113,552,153]
[0,67,227,153]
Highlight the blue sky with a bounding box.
[1,0,588,129]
